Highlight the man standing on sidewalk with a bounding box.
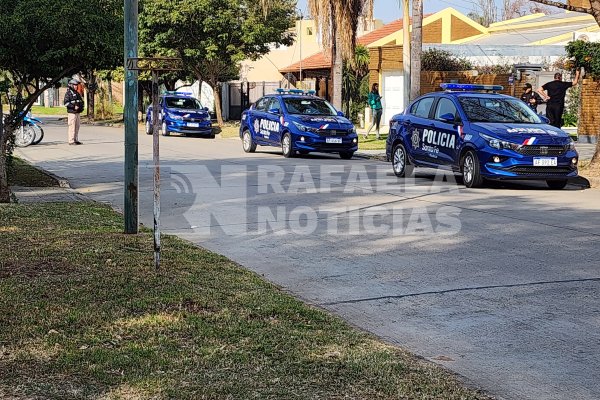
[63,78,84,145]
[537,70,580,128]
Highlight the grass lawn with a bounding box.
[0,202,492,399]
[30,105,68,116]
[7,157,59,187]
[215,122,241,139]
[359,134,387,151]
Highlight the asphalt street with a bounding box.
[17,119,600,400]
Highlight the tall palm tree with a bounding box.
[259,0,373,110]
[308,0,374,110]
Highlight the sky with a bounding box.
[295,0,487,23]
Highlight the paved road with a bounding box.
[18,120,600,400]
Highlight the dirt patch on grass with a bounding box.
[0,260,78,278]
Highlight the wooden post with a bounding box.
[151,70,161,269]
[410,0,422,101]
[124,0,139,234]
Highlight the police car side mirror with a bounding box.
[337,110,345,117]
[540,115,550,124]
[268,108,280,115]
[203,107,209,112]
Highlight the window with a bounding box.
[282,98,337,116]
[165,97,202,110]
[267,98,282,113]
[254,97,269,112]
[306,27,313,36]
[410,97,435,119]
[434,98,459,121]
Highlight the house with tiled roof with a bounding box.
[280,8,487,119]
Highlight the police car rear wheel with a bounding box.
[462,151,483,188]
[242,130,256,153]
[282,133,294,158]
[392,143,412,178]
[546,179,568,190]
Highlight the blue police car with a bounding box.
[240,89,358,159]
[146,92,213,138]
[386,84,579,189]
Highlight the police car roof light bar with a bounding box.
[440,83,504,92]
[276,88,317,96]
[163,91,193,96]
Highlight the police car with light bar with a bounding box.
[240,89,359,159]
[146,92,213,138]
[386,83,579,189]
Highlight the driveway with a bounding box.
[18,119,600,400]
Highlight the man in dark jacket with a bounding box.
[537,70,580,128]
[63,78,84,145]
[520,83,543,113]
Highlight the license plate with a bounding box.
[187,122,199,128]
[326,137,342,144]
[533,157,557,167]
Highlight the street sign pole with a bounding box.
[151,70,161,269]
[124,0,139,234]
[125,58,182,269]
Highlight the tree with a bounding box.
[308,0,374,110]
[474,0,498,26]
[530,0,600,165]
[342,45,370,120]
[410,0,423,101]
[140,0,296,126]
[0,0,122,202]
[502,0,558,19]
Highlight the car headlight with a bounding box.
[168,113,183,120]
[568,138,576,151]
[480,133,520,151]
[204,116,211,122]
[351,127,357,135]
[292,121,318,133]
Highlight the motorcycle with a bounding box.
[11,113,44,147]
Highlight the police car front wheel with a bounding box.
[392,143,413,178]
[282,133,294,158]
[461,150,483,188]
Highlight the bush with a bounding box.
[562,112,578,127]
[422,49,473,71]
[565,40,600,78]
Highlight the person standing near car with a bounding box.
[537,70,580,128]
[63,78,84,145]
[365,83,383,140]
[520,83,543,113]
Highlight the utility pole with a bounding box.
[410,0,423,101]
[402,0,411,110]
[124,0,139,234]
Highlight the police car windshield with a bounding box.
[165,97,202,110]
[459,97,542,124]
[283,98,337,116]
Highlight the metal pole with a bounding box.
[402,0,411,110]
[151,70,161,269]
[299,15,302,88]
[124,0,139,234]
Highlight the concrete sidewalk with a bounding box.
[10,186,87,203]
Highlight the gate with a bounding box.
[228,82,250,120]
